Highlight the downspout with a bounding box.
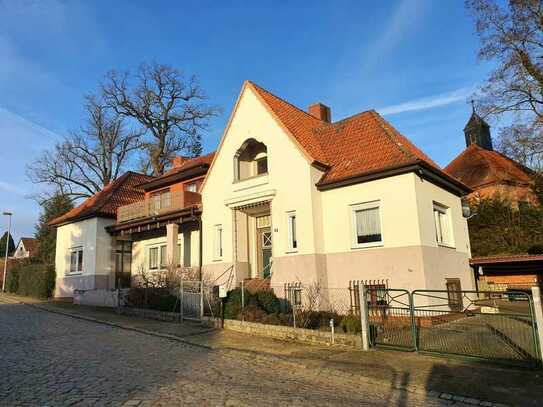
[190,207,203,282]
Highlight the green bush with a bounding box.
[255,290,281,314]
[5,268,19,293]
[223,288,256,319]
[7,263,55,299]
[126,288,179,312]
[298,310,341,330]
[339,314,361,334]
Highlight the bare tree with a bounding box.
[27,96,140,201]
[467,0,543,169]
[101,62,217,176]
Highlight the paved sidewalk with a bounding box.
[2,294,540,406]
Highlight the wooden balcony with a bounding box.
[117,190,201,223]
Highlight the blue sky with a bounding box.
[0,0,492,240]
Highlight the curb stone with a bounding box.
[6,297,511,407]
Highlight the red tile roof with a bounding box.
[471,254,543,265]
[160,152,215,178]
[444,144,533,189]
[49,172,154,226]
[249,82,452,188]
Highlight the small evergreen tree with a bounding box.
[35,192,73,265]
[0,232,15,258]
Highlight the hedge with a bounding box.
[6,262,55,299]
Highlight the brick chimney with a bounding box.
[172,156,188,168]
[308,102,331,123]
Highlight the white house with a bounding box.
[50,81,475,300]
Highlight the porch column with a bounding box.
[166,223,179,267]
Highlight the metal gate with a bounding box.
[367,288,416,351]
[180,280,203,321]
[411,290,539,367]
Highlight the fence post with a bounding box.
[199,281,204,322]
[531,286,543,362]
[180,279,184,322]
[241,280,245,324]
[359,283,370,351]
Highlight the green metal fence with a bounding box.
[367,289,416,351]
[411,290,539,367]
[365,288,540,367]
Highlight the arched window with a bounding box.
[234,139,268,181]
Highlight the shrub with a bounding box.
[125,288,179,312]
[261,313,282,326]
[8,263,56,298]
[339,314,361,334]
[5,268,19,293]
[223,288,255,319]
[528,244,543,254]
[240,304,267,322]
[298,310,341,330]
[255,290,281,314]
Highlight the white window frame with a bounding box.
[68,247,84,274]
[286,211,297,252]
[213,224,223,260]
[351,201,384,249]
[433,202,454,248]
[186,182,197,193]
[148,246,159,270]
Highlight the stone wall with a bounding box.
[203,317,361,347]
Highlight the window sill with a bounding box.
[437,243,456,250]
[66,272,83,276]
[233,173,268,184]
[212,258,223,262]
[285,249,298,254]
[351,242,384,250]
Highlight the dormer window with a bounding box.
[234,138,268,181]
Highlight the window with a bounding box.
[150,189,171,213]
[177,243,182,266]
[149,247,158,270]
[69,247,83,273]
[160,245,167,268]
[446,279,463,311]
[287,212,297,251]
[214,225,223,259]
[434,203,453,247]
[234,139,268,181]
[255,156,268,175]
[186,182,197,193]
[352,201,382,247]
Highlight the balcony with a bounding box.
[117,190,201,223]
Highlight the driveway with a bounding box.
[0,302,459,406]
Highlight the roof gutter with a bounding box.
[316,161,472,197]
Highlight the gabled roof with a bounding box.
[49,172,154,226]
[161,152,215,177]
[139,152,215,191]
[18,237,39,257]
[246,81,465,192]
[444,144,533,190]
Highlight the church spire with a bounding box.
[464,103,493,150]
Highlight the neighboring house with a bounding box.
[201,81,475,294]
[12,237,39,259]
[471,254,543,292]
[51,81,476,299]
[50,156,212,298]
[445,110,536,206]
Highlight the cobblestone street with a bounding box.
[0,302,464,406]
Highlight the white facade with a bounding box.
[54,217,115,298]
[201,84,475,293]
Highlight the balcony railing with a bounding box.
[117,190,201,223]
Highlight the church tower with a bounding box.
[463,103,493,150]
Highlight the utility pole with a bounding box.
[2,211,13,293]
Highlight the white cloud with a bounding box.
[377,87,474,116]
